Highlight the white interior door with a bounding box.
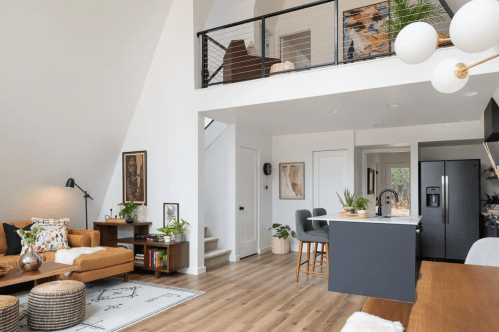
[238,147,258,258]
[313,150,348,214]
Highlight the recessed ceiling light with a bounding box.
[330,110,342,114]
[464,91,478,97]
[374,125,384,128]
[387,103,400,108]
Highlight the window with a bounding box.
[280,30,311,69]
[387,166,411,215]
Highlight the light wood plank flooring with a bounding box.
[124,251,367,332]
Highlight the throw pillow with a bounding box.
[31,218,69,231]
[18,227,70,254]
[2,223,33,256]
[246,41,260,57]
[67,234,91,248]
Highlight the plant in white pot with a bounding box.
[355,196,370,215]
[172,219,189,242]
[483,192,499,211]
[270,224,296,254]
[157,226,173,243]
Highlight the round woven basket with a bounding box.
[0,295,20,332]
[28,280,86,330]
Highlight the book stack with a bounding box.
[135,254,144,265]
[149,249,167,268]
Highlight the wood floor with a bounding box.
[124,251,367,332]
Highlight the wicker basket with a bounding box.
[272,237,290,254]
[0,265,13,278]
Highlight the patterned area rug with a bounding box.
[18,278,204,331]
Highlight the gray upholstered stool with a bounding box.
[0,295,20,332]
[295,209,329,282]
[312,208,329,271]
[28,280,86,330]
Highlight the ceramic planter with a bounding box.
[357,210,367,215]
[272,237,290,254]
[174,234,184,242]
[164,236,172,243]
[19,243,42,272]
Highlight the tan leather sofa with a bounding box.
[0,221,134,283]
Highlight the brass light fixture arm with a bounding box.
[454,53,499,79]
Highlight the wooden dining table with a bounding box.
[408,261,499,331]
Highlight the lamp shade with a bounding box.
[431,58,469,94]
[65,178,75,188]
[395,22,438,64]
[450,0,499,53]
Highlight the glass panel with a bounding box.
[390,167,410,215]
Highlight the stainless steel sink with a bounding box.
[376,215,409,219]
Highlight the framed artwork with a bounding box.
[122,151,147,206]
[279,162,305,200]
[368,168,375,195]
[163,203,179,227]
[343,2,390,61]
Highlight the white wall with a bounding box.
[272,130,355,251]
[205,121,230,149]
[204,125,236,254]
[99,0,205,275]
[1,1,172,229]
[236,126,273,257]
[420,144,499,211]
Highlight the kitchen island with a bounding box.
[308,214,423,303]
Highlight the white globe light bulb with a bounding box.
[395,22,438,64]
[431,58,469,94]
[450,0,499,53]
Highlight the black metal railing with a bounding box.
[197,0,454,88]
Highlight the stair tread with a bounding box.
[204,237,218,243]
[204,248,231,260]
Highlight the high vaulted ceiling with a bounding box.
[1,0,172,227]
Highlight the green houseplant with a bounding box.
[171,219,190,242]
[382,0,446,39]
[269,224,296,254]
[483,192,499,210]
[157,226,174,243]
[337,188,359,213]
[355,196,370,215]
[119,201,139,223]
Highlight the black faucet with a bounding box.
[377,189,399,216]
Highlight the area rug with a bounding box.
[18,278,204,331]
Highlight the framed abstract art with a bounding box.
[122,151,147,206]
[279,162,305,200]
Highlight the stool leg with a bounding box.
[312,243,318,272]
[326,243,330,282]
[306,242,311,272]
[320,243,324,266]
[296,241,303,282]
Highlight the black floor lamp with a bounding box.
[66,178,93,230]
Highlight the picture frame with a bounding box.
[163,203,179,227]
[122,151,147,206]
[368,168,375,195]
[279,162,305,200]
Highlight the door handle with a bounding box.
[441,176,446,224]
[445,175,449,224]
[239,207,245,211]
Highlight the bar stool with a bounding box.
[312,208,329,271]
[295,209,329,282]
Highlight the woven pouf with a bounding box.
[0,295,20,332]
[28,280,86,330]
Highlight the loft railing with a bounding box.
[197,0,454,88]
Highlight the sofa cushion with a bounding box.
[3,223,32,255]
[0,221,32,254]
[67,234,91,248]
[72,247,133,272]
[18,227,69,254]
[31,218,70,231]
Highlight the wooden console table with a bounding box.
[93,222,152,247]
[118,238,189,278]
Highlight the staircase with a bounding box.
[204,227,231,269]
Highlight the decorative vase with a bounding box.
[358,210,367,215]
[164,236,172,243]
[19,243,42,272]
[346,207,356,214]
[125,215,137,224]
[174,234,184,242]
[272,237,290,254]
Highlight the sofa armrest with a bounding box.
[68,229,100,247]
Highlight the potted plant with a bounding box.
[171,219,190,242]
[119,201,138,223]
[483,192,499,210]
[269,224,296,254]
[337,188,359,213]
[18,225,42,272]
[355,196,370,215]
[382,0,446,39]
[157,226,173,243]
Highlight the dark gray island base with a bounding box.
[309,215,422,303]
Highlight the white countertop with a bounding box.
[308,214,422,226]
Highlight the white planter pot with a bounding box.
[174,234,184,242]
[358,210,367,215]
[271,237,290,254]
[164,236,172,243]
[490,204,499,210]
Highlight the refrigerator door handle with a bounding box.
[442,176,446,224]
[445,175,450,224]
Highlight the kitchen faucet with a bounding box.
[377,189,399,216]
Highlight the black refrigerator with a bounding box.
[419,160,480,260]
